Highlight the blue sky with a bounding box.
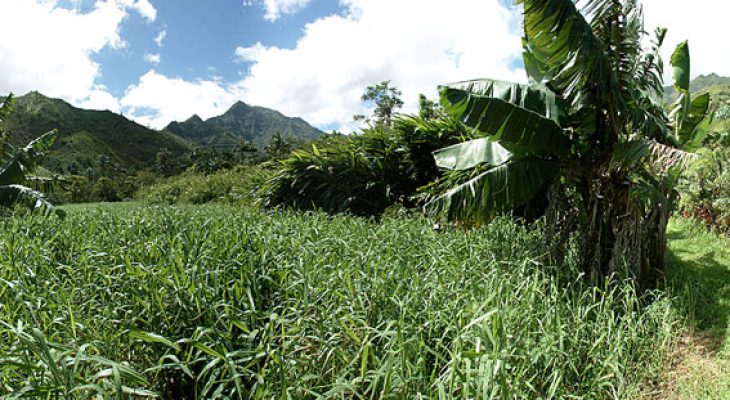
[1,0,728,131]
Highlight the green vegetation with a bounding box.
[679,147,730,233]
[2,92,191,173]
[664,218,730,398]
[261,112,473,216]
[426,2,710,286]
[0,203,681,398]
[138,165,272,205]
[164,100,322,150]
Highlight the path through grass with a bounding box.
[662,219,730,398]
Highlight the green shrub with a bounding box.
[679,146,730,232]
[138,165,273,205]
[261,113,474,216]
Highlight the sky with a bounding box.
[1,0,729,132]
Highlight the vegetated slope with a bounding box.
[3,91,192,172]
[162,114,240,147]
[0,203,678,398]
[164,101,323,149]
[664,73,730,102]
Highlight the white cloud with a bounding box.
[641,0,730,81]
[132,0,156,22]
[0,0,133,110]
[144,52,161,65]
[262,0,311,22]
[121,70,237,129]
[77,86,122,112]
[233,0,523,131]
[154,29,167,47]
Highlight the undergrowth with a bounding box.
[0,204,679,398]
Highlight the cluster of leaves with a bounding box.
[679,146,730,233]
[261,111,474,216]
[0,95,61,216]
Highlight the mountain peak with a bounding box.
[185,114,204,124]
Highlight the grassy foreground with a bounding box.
[662,219,730,399]
[0,204,682,398]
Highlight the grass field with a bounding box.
[661,220,730,398]
[0,203,724,399]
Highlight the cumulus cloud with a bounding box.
[132,0,156,22]
[144,52,161,65]
[233,0,523,131]
[154,29,167,47]
[0,0,134,110]
[262,0,311,21]
[121,70,237,129]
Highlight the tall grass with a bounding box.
[0,204,678,398]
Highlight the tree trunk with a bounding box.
[546,164,671,287]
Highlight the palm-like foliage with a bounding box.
[0,95,61,216]
[429,0,710,283]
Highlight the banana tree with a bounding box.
[0,95,61,216]
[428,0,709,284]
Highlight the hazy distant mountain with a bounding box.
[165,101,323,149]
[664,73,730,102]
[2,91,192,173]
[163,114,241,146]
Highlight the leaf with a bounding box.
[517,0,611,109]
[433,138,513,171]
[439,79,570,156]
[0,130,57,185]
[612,140,650,169]
[671,41,690,92]
[0,184,63,217]
[427,158,559,223]
[129,330,180,351]
[678,93,711,146]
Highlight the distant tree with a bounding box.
[154,147,178,177]
[92,176,119,202]
[418,94,439,121]
[235,140,259,165]
[265,132,293,160]
[353,80,404,127]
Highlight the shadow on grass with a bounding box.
[665,225,730,350]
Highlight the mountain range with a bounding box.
[163,101,322,149]
[1,92,323,174]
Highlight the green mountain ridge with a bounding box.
[164,101,323,149]
[3,91,192,173]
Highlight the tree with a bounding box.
[154,147,178,177]
[354,80,404,127]
[264,132,293,160]
[418,94,439,121]
[0,94,61,215]
[428,0,709,285]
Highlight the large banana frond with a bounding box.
[433,138,513,171]
[612,139,697,174]
[0,184,63,216]
[671,41,691,93]
[439,79,570,156]
[0,130,56,185]
[677,93,711,145]
[427,158,559,223]
[518,0,611,109]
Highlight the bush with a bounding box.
[679,146,730,233]
[261,113,474,216]
[138,165,273,205]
